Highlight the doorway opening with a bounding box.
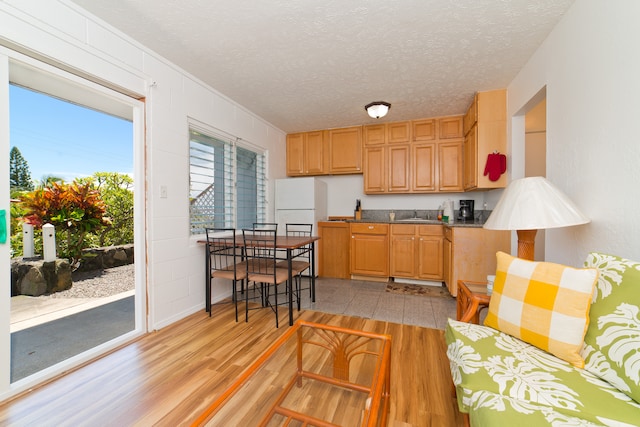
[5,58,145,386]
[524,95,547,260]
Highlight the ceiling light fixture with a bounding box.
[365,101,391,119]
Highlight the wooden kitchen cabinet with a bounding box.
[390,224,443,280]
[443,226,510,296]
[412,143,436,192]
[412,119,437,141]
[363,124,386,146]
[363,122,410,193]
[463,89,507,190]
[417,225,444,280]
[286,131,328,176]
[438,140,464,192]
[390,225,417,278]
[350,223,389,278]
[388,144,410,192]
[439,116,464,139]
[463,126,478,189]
[387,121,411,143]
[318,221,350,279]
[364,146,386,193]
[329,126,362,174]
[363,115,464,194]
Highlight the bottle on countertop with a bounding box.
[443,199,454,223]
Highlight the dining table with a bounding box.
[199,233,320,326]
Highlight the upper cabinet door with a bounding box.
[286,133,305,176]
[364,146,386,193]
[412,119,437,141]
[304,130,327,175]
[329,126,362,174]
[363,124,386,146]
[387,121,411,144]
[387,144,410,192]
[412,143,436,192]
[439,116,463,139]
[439,141,464,192]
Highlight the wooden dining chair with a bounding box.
[276,223,312,310]
[242,228,290,328]
[204,228,246,321]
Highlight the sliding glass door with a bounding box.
[0,50,146,398]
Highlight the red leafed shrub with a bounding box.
[20,181,111,266]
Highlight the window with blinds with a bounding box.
[189,129,266,234]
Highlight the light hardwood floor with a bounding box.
[0,303,464,426]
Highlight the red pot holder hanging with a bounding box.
[484,152,507,181]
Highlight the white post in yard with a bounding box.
[23,223,34,258]
[42,223,56,262]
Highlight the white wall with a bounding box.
[507,0,640,266]
[0,0,287,331]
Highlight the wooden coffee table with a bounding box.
[191,320,392,426]
[456,280,491,324]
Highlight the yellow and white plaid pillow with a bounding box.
[484,251,599,368]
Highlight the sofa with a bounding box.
[445,252,640,426]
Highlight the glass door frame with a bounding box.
[0,47,147,400]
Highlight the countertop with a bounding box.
[343,219,485,228]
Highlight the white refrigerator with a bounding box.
[275,178,327,276]
[275,177,327,233]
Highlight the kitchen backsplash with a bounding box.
[359,209,491,224]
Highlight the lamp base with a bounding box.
[517,229,537,261]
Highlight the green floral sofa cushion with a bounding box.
[466,390,612,427]
[445,319,640,426]
[582,253,640,403]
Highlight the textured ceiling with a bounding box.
[71,0,574,133]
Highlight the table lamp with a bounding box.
[483,176,590,260]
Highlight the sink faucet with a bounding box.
[413,210,418,218]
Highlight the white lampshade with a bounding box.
[365,102,391,119]
[483,176,590,231]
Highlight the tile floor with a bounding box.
[298,277,457,330]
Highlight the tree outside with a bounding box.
[9,146,34,191]
[79,172,134,247]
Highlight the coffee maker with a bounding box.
[459,200,474,222]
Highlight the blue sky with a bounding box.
[9,84,133,184]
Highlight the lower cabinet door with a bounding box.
[350,233,389,277]
[417,236,443,280]
[390,234,415,277]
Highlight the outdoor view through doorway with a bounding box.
[9,84,136,382]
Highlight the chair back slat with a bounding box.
[243,229,278,275]
[252,222,278,236]
[286,223,312,258]
[205,228,241,277]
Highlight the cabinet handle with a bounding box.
[352,235,355,238]
[368,226,374,230]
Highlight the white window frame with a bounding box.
[188,120,267,235]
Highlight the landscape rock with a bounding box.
[11,258,72,296]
